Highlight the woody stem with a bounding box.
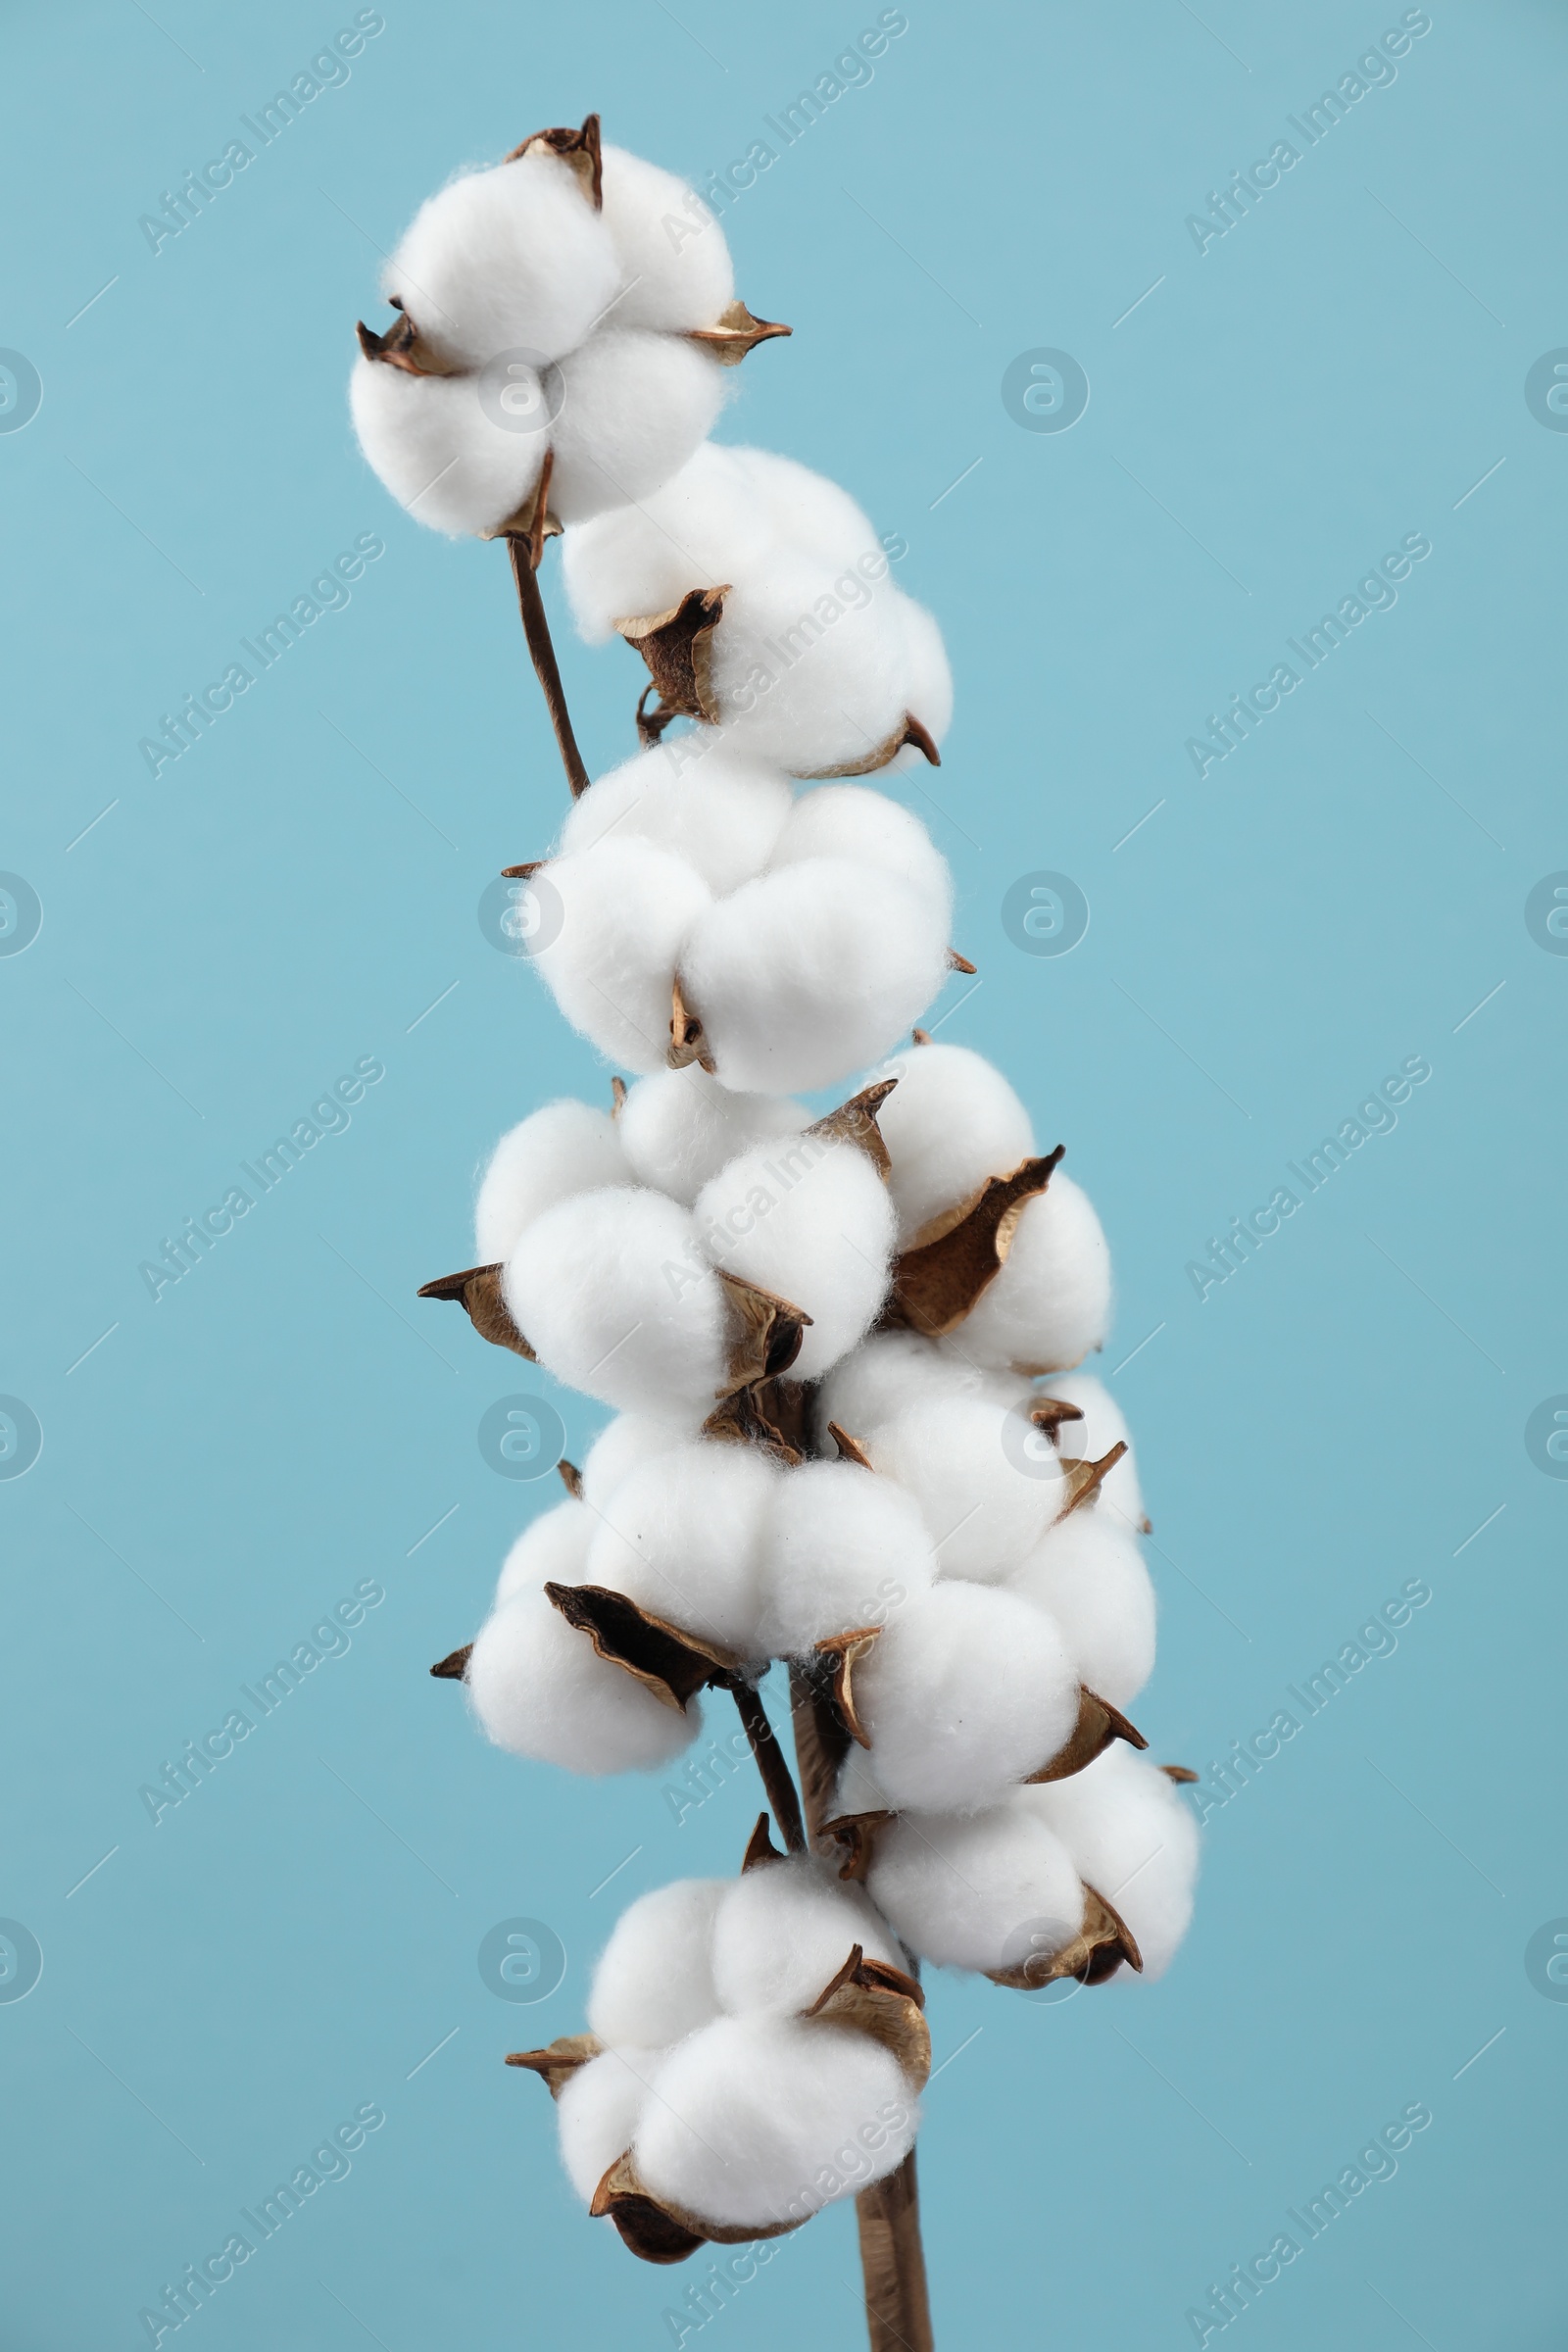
[506,534,590,801]
[730,1682,807,1854]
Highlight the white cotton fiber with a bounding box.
[587,1878,726,2047]
[557,2046,663,2204]
[581,1413,686,1510]
[892,597,954,751]
[584,1443,777,1653]
[466,1588,698,1774]
[956,1173,1111,1372]
[866,1396,1061,1581]
[681,858,951,1095]
[494,1497,591,1606]
[831,1747,894,1821]
[757,1462,935,1657]
[865,1803,1083,1976]
[1025,1746,1200,1980]
[549,329,728,524]
[385,153,620,368]
[852,1582,1080,1812]
[812,1332,1027,1451]
[694,1135,895,1379]
[504,1187,727,1419]
[770,786,951,925]
[705,555,914,775]
[1007,1514,1155,1712]
[731,449,884,571]
[618,1066,805,1207]
[474,1100,630,1261]
[561,441,774,643]
[869,1044,1036,1247]
[634,2014,915,2228]
[528,838,711,1075]
[1035,1372,1146,1534]
[557,746,790,896]
[350,359,545,538]
[710,1856,900,2015]
[599,147,735,333]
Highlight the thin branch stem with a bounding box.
[506,534,590,800]
[730,1682,807,1854]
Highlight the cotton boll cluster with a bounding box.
[617,1066,805,1206]
[525,757,954,1094]
[351,131,762,538]
[562,442,952,777]
[557,1859,921,2233]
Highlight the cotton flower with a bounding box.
[351,124,787,540]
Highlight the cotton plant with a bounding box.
[358,116,1198,2347]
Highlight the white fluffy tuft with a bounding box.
[474,1099,630,1262]
[866,1803,1084,1975]
[1007,1511,1155,1711]
[466,1588,698,1775]
[812,1331,1028,1450]
[1036,1372,1146,1535]
[710,1856,900,2015]
[494,1497,591,1605]
[956,1173,1112,1372]
[587,1878,726,2046]
[599,147,735,333]
[866,1396,1061,1582]
[549,330,728,524]
[870,1044,1035,1246]
[557,745,791,897]
[618,1065,806,1206]
[757,1461,935,1657]
[584,1443,777,1653]
[694,1134,895,1379]
[527,838,711,1076]
[557,2045,664,2203]
[1024,1746,1200,1980]
[385,152,620,368]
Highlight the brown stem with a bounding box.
[506,534,590,801]
[730,1682,807,1854]
[788,1662,936,2352]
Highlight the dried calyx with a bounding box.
[881,1149,1064,1338]
[984,1884,1143,1990]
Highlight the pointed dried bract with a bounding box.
[985,1885,1143,1991]
[1160,1764,1199,1785]
[557,1457,584,1500]
[504,112,604,206]
[826,1422,874,1470]
[430,1643,473,1681]
[700,1382,806,1467]
[482,448,561,557]
[1026,1686,1148,1784]
[685,299,793,365]
[667,974,715,1072]
[805,1944,931,2088]
[505,2033,605,2094]
[354,301,460,378]
[1053,1441,1129,1522]
[610,1075,628,1114]
[910,1027,933,1047]
[417,1262,537,1359]
[590,2152,801,2261]
[947,950,976,974]
[806,1077,898,1178]
[881,1150,1065,1337]
[807,710,943,781]
[742,1811,786,1872]
[1026,1396,1085,1443]
[818,1809,894,1884]
[814,1626,884,1748]
[617,585,729,735]
[544,1581,744,1713]
[716,1268,811,1394]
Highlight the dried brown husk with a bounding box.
[544,1581,745,1713]
[354,304,464,378]
[429,1643,473,1681]
[701,1381,806,1467]
[806,1077,898,1177]
[505,2033,604,2093]
[716,1269,811,1394]
[1053,1441,1129,1522]
[826,1422,874,1470]
[685,299,793,365]
[817,1809,894,1884]
[984,1884,1143,1990]
[667,974,715,1072]
[618,585,729,741]
[557,1457,584,1500]
[881,1150,1064,1336]
[1025,1686,1149,1783]
[1160,1764,1199,1785]
[590,2153,800,2262]
[805,1943,931,2089]
[742,1811,786,1871]
[505,112,604,206]
[813,1627,884,1748]
[792,711,943,782]
[416,1262,536,1359]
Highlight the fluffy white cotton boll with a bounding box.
[866,1803,1083,1976]
[812,1332,1026,1452]
[1026,1747,1200,1980]
[731,448,885,571]
[706,557,913,775]
[581,1413,689,1509]
[618,1066,805,1207]
[549,330,728,524]
[529,838,711,1075]
[757,1462,935,1657]
[587,1878,726,2047]
[561,442,776,642]
[557,2046,663,2204]
[599,147,735,332]
[891,598,954,753]
[866,1396,1061,1582]
[1007,1514,1155,1712]
[350,359,544,538]
[869,1044,1036,1247]
[635,2015,915,2229]
[682,859,950,1095]
[494,1498,591,1606]
[585,1444,777,1653]
[466,1589,698,1774]
[385,153,620,368]
[1036,1372,1146,1534]
[694,1137,894,1379]
[957,1173,1112,1373]
[711,1857,901,2016]
[770,787,951,926]
[832,1746,894,1820]
[505,1188,727,1419]
[557,746,791,897]
[852,1582,1080,1812]
[473,1100,630,1262]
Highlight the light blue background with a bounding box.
[2,2,1563,2345]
